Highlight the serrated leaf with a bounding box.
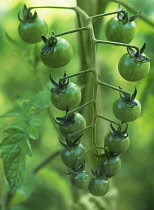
[3,121,27,135]
[32,85,51,111]
[29,116,41,126]
[0,123,32,194]
[27,126,38,140]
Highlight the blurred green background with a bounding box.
[0,0,154,209]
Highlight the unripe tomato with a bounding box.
[71,171,90,189]
[104,132,130,155]
[61,144,86,168]
[59,113,86,140]
[118,53,150,82]
[40,37,73,68]
[18,17,48,44]
[97,155,121,178]
[88,177,110,196]
[113,97,141,122]
[105,16,136,44]
[51,82,81,111]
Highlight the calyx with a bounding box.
[110,122,128,139]
[18,4,37,22]
[127,43,151,63]
[41,32,57,55]
[119,87,138,108]
[50,72,69,94]
[55,108,75,127]
[117,5,140,23]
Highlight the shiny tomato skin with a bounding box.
[118,53,150,82]
[71,171,90,189]
[113,97,141,122]
[59,113,86,140]
[88,178,110,196]
[51,82,81,111]
[61,144,86,168]
[97,155,121,178]
[105,17,136,44]
[40,37,73,68]
[18,17,48,44]
[104,132,130,155]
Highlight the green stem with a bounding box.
[68,125,92,139]
[78,146,94,160]
[55,27,89,37]
[74,6,90,20]
[33,150,61,173]
[98,80,132,96]
[97,114,122,128]
[59,68,93,81]
[68,100,94,114]
[96,39,140,53]
[112,0,154,28]
[89,10,120,20]
[29,6,75,11]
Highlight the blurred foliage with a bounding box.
[0,0,154,209]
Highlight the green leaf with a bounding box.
[0,122,32,194]
[27,126,39,140]
[32,84,51,111]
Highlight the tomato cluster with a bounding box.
[18,5,73,68]
[17,4,151,197]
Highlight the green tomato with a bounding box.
[88,177,110,196]
[113,97,141,122]
[59,113,86,140]
[97,155,121,178]
[40,37,73,68]
[18,17,48,44]
[118,53,150,82]
[71,171,90,189]
[105,17,136,44]
[61,144,85,168]
[104,132,130,155]
[51,82,81,111]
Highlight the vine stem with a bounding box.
[68,100,94,114]
[88,10,120,20]
[59,68,93,81]
[29,6,75,11]
[33,150,61,174]
[54,27,89,37]
[98,80,132,96]
[97,114,122,128]
[95,39,140,53]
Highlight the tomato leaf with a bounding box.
[0,122,32,194]
[27,126,39,140]
[32,84,51,111]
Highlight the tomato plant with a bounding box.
[40,33,73,68]
[105,9,138,44]
[118,45,151,82]
[50,73,81,111]
[1,1,152,203]
[18,5,48,44]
